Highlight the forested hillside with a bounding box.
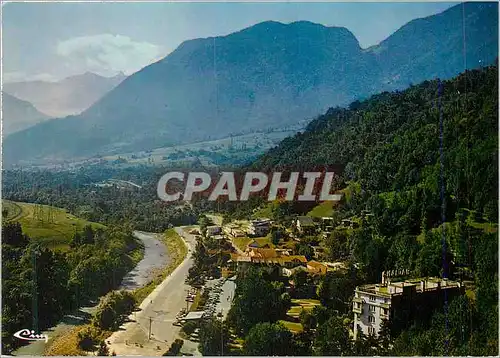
[216,64,498,355]
[256,64,498,223]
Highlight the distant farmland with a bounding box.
[2,200,105,250]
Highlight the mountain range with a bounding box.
[4,72,126,118]
[3,2,498,166]
[2,93,49,136]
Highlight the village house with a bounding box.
[306,260,328,275]
[311,246,325,259]
[282,265,307,277]
[341,218,359,229]
[353,271,465,339]
[295,216,316,235]
[323,261,348,271]
[246,240,271,250]
[206,225,222,236]
[247,218,271,237]
[224,224,247,238]
[320,217,335,230]
[234,247,308,275]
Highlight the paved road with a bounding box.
[12,231,167,357]
[106,227,197,356]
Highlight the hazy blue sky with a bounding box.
[2,2,458,82]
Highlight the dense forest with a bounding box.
[256,64,497,219]
[1,223,140,354]
[2,165,199,232]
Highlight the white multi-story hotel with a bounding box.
[353,271,464,339]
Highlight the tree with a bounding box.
[198,319,229,356]
[313,315,351,356]
[295,242,314,260]
[82,225,96,245]
[376,319,392,355]
[77,326,99,351]
[92,291,136,330]
[163,339,184,356]
[271,229,282,245]
[316,269,357,313]
[290,269,309,297]
[325,229,349,260]
[182,321,197,335]
[2,222,29,247]
[292,330,313,355]
[97,341,110,356]
[227,267,291,335]
[311,305,329,326]
[243,322,294,356]
[299,309,317,331]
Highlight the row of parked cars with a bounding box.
[203,278,225,318]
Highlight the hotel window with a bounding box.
[369,295,376,302]
[368,316,375,323]
[368,327,375,335]
[369,305,376,312]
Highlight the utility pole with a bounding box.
[32,248,39,334]
[148,317,152,340]
[220,309,224,357]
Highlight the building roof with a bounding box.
[247,240,261,248]
[297,216,315,227]
[356,277,462,297]
[252,218,271,223]
[248,248,278,259]
[184,311,205,320]
[280,255,308,263]
[307,260,327,269]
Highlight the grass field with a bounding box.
[307,201,335,218]
[252,202,275,219]
[287,299,322,318]
[2,200,105,251]
[233,237,253,251]
[279,320,304,333]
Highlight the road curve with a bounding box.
[106,227,197,356]
[12,230,168,357]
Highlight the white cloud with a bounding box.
[56,34,164,76]
[3,71,59,83]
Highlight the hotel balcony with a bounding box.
[353,298,363,314]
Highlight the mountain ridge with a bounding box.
[2,93,50,136]
[3,2,498,166]
[4,72,126,117]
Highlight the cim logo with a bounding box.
[13,329,49,343]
